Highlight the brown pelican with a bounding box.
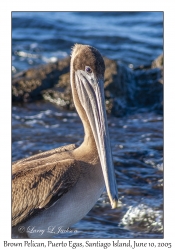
[12,44,118,238]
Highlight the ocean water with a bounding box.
[12,12,163,239]
[12,11,163,72]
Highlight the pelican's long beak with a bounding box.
[75,70,118,209]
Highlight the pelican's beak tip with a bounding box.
[111,199,118,209]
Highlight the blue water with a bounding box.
[12,12,163,72]
[12,12,163,239]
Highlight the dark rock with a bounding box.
[12,54,163,117]
[12,57,70,102]
[151,54,163,84]
[109,54,163,116]
[151,54,163,69]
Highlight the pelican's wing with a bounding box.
[12,144,76,165]
[12,156,81,226]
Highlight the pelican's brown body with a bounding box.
[12,44,118,238]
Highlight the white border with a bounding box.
[1,1,175,248]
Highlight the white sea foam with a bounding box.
[120,204,163,233]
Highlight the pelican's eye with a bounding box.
[85,66,92,74]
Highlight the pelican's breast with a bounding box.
[14,161,104,238]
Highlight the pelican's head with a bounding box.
[71,44,118,209]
